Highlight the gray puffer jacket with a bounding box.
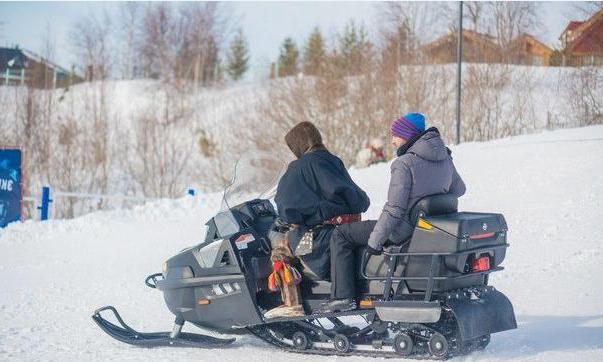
[368,129,466,249]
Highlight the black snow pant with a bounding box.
[329,220,377,299]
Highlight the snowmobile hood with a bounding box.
[406,130,449,161]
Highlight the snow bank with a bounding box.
[1,126,603,361]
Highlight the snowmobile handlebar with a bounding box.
[145,273,164,289]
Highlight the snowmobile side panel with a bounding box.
[446,288,517,341]
[92,306,235,348]
[374,300,441,323]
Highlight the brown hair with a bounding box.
[284,121,326,159]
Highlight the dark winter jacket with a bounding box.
[275,149,370,279]
[368,128,466,249]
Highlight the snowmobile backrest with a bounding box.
[409,194,458,225]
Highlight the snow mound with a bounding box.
[1,126,603,361]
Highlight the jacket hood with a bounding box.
[285,121,326,159]
[403,128,449,161]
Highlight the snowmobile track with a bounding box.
[247,324,442,359]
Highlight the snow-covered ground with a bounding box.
[1,126,602,361]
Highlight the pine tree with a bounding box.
[277,37,299,77]
[226,28,250,81]
[303,27,326,76]
[338,21,371,75]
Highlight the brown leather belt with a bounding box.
[324,213,361,225]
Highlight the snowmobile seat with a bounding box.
[409,193,458,224]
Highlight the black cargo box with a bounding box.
[405,212,508,292]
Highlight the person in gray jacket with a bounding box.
[320,112,466,313]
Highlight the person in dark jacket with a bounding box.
[265,122,370,318]
[274,121,371,280]
[321,113,466,313]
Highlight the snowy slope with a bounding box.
[1,126,603,361]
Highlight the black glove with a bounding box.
[366,245,382,256]
[272,218,291,233]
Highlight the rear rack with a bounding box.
[361,244,509,302]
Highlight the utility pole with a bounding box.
[455,1,463,145]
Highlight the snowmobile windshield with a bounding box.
[214,151,286,237]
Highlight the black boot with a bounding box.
[319,298,357,313]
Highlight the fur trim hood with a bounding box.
[284,122,326,159]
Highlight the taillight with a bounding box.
[469,232,496,240]
[472,256,490,272]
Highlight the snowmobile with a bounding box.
[93,154,517,359]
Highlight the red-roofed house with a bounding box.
[560,10,603,66]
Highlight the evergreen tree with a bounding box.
[278,37,299,77]
[226,28,250,81]
[338,21,371,75]
[303,27,326,76]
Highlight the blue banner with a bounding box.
[0,149,22,228]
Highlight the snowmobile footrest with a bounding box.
[92,306,235,348]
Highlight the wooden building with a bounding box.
[507,34,553,66]
[0,47,80,88]
[423,30,501,64]
[423,30,552,66]
[560,9,603,66]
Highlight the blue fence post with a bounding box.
[187,188,195,196]
[37,186,52,221]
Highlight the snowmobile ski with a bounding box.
[92,306,235,348]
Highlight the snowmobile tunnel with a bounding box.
[374,300,441,323]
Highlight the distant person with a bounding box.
[321,113,466,313]
[265,121,370,318]
[355,138,387,168]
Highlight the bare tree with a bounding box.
[464,2,489,33]
[138,2,227,87]
[70,11,113,80]
[378,2,446,49]
[566,66,603,126]
[572,1,603,17]
[492,2,542,61]
[125,84,197,197]
[119,2,141,79]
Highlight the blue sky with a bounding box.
[0,1,580,79]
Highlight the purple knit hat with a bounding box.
[391,115,422,140]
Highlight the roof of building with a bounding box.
[0,46,70,74]
[0,47,29,70]
[562,9,603,54]
[562,21,585,36]
[423,29,499,52]
[510,33,554,54]
[569,20,603,54]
